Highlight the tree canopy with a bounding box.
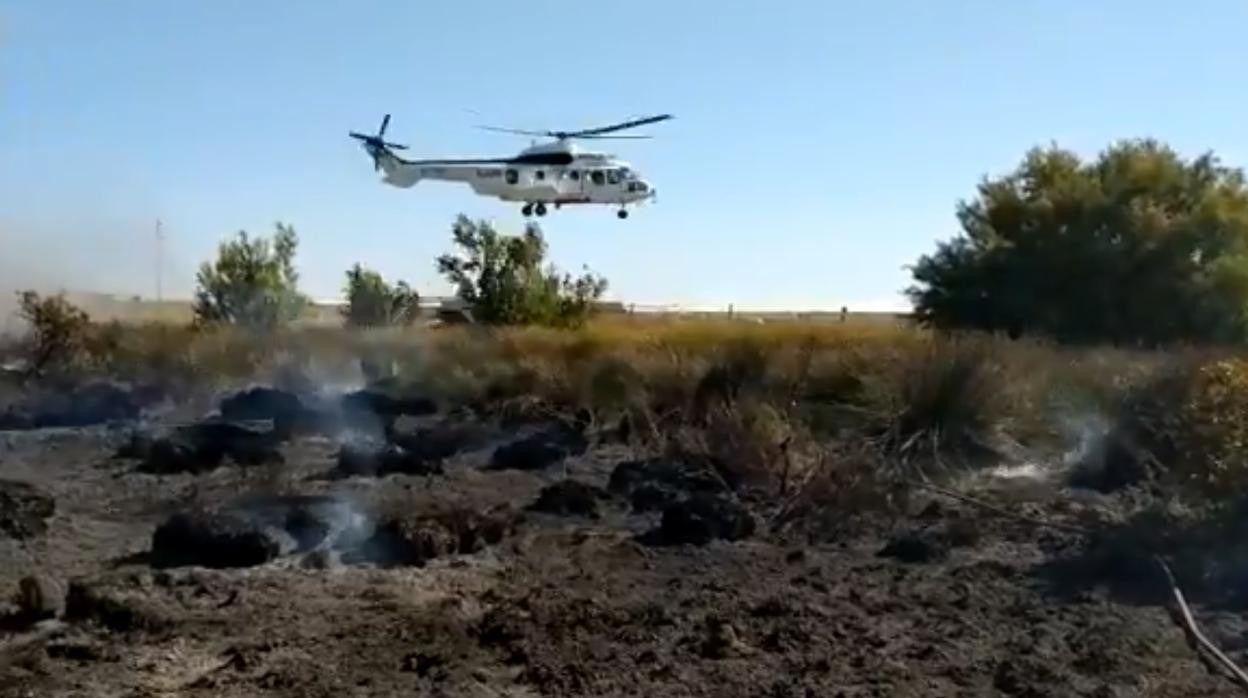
[341,263,420,327]
[193,222,307,328]
[435,215,608,327]
[907,140,1248,345]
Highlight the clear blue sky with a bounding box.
[5,1,1248,311]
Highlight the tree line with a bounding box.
[23,136,1248,345]
[170,136,1248,344]
[190,214,608,330]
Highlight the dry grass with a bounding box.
[7,310,1210,521]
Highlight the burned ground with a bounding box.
[1,384,1247,697]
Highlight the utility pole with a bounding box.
[155,219,164,302]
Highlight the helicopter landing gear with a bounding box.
[534,203,547,217]
[617,208,629,220]
[521,203,533,217]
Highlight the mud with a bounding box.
[1,385,1246,696]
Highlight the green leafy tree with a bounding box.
[341,263,421,327]
[907,140,1248,344]
[193,223,307,328]
[435,215,608,327]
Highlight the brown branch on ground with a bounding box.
[905,479,1092,535]
[1155,556,1248,693]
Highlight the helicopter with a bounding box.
[349,113,671,219]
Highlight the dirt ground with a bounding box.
[1,400,1246,697]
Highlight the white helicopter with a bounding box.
[350,113,670,219]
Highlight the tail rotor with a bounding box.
[349,113,409,171]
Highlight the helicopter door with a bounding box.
[566,169,583,197]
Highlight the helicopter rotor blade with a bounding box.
[474,114,672,140]
[379,113,391,138]
[564,114,673,138]
[572,134,653,140]
[475,124,551,137]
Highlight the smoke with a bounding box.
[0,214,197,333]
[225,493,372,556]
[1058,409,1112,471]
[983,408,1112,483]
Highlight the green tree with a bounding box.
[907,140,1248,345]
[193,223,307,328]
[341,263,421,327]
[435,215,608,327]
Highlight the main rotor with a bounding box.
[476,113,673,142]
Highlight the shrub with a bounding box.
[435,215,607,328]
[193,222,307,328]
[1168,358,1248,494]
[864,339,1006,467]
[341,264,420,327]
[1086,354,1248,497]
[15,291,92,375]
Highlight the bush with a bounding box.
[1173,358,1248,492]
[193,223,307,328]
[435,215,607,328]
[864,339,1006,466]
[1090,355,1248,497]
[15,291,92,375]
[908,140,1248,345]
[341,264,420,327]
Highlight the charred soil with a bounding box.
[0,386,1244,697]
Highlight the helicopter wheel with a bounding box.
[617,209,629,220]
[521,203,533,217]
[535,203,547,217]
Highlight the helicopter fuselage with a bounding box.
[370,141,656,210]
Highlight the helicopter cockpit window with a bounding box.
[505,169,518,185]
[607,170,620,185]
[590,170,605,186]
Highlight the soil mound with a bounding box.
[219,386,303,433]
[608,458,726,512]
[878,529,952,564]
[340,389,437,420]
[150,509,284,569]
[644,493,755,546]
[0,479,55,540]
[133,420,283,474]
[528,480,609,519]
[491,426,588,471]
[334,441,443,478]
[353,505,519,567]
[0,382,141,430]
[224,494,366,553]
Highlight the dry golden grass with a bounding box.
[3,309,1191,509]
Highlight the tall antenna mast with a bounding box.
[155,219,164,302]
